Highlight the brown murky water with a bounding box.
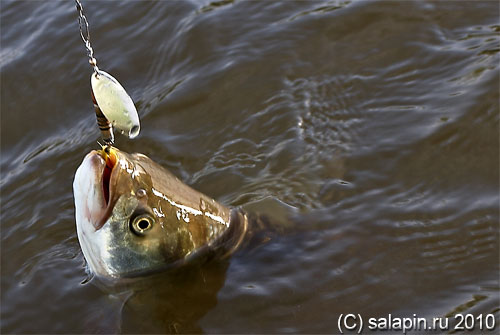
[1,0,499,333]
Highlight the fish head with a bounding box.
[73,147,231,279]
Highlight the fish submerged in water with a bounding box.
[73,147,251,279]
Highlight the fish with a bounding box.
[73,146,249,279]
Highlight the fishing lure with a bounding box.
[75,0,140,144]
[91,70,140,139]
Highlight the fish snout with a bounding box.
[74,151,108,230]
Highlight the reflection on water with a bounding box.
[1,0,499,333]
[117,262,229,333]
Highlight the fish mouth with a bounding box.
[99,148,118,207]
[74,148,120,231]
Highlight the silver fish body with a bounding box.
[73,148,247,279]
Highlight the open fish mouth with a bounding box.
[73,148,118,231]
[98,147,118,208]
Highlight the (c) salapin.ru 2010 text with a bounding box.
[337,313,496,333]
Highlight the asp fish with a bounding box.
[73,147,255,279]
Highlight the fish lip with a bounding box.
[78,150,121,231]
[74,150,107,231]
[92,151,109,230]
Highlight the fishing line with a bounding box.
[75,0,98,75]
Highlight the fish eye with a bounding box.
[136,188,147,197]
[130,214,154,236]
